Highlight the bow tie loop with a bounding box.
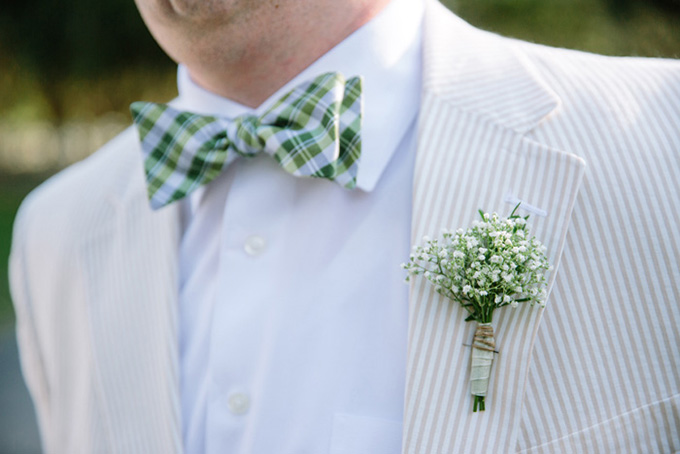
[131,72,363,210]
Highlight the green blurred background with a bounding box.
[0,0,679,328]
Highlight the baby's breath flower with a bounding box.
[402,208,550,322]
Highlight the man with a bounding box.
[9,0,680,452]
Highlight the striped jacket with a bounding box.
[10,1,680,452]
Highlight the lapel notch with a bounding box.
[421,0,561,135]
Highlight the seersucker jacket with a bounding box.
[10,1,680,452]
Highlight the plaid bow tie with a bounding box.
[130,72,362,209]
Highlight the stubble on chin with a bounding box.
[156,0,272,25]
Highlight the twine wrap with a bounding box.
[470,322,495,397]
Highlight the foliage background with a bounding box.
[0,0,679,326]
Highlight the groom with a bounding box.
[10,0,680,452]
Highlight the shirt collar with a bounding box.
[176,0,424,192]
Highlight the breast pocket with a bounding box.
[329,413,403,454]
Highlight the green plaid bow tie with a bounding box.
[130,72,362,209]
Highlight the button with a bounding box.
[244,235,266,256]
[227,392,250,415]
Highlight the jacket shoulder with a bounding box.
[10,127,148,293]
[13,127,144,248]
[423,3,680,135]
[510,39,680,119]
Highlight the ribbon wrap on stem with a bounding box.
[470,322,495,412]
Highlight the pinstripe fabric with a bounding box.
[403,1,680,452]
[404,96,585,453]
[513,45,680,453]
[81,198,182,453]
[9,1,679,453]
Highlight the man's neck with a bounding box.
[181,0,392,107]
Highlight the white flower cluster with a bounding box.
[402,212,550,320]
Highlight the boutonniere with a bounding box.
[402,205,550,412]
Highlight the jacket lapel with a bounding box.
[81,144,183,453]
[403,3,586,453]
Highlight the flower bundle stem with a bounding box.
[470,322,495,412]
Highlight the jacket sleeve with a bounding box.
[9,199,53,453]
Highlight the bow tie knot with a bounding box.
[131,72,363,209]
[229,114,265,157]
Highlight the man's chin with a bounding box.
[163,0,255,21]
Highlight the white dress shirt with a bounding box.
[176,0,424,452]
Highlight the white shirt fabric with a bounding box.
[176,0,424,452]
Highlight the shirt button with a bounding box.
[244,235,266,256]
[227,392,250,415]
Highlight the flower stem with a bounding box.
[473,395,485,412]
[470,322,495,411]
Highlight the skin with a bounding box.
[133,0,392,107]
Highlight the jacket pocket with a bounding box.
[518,393,680,454]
